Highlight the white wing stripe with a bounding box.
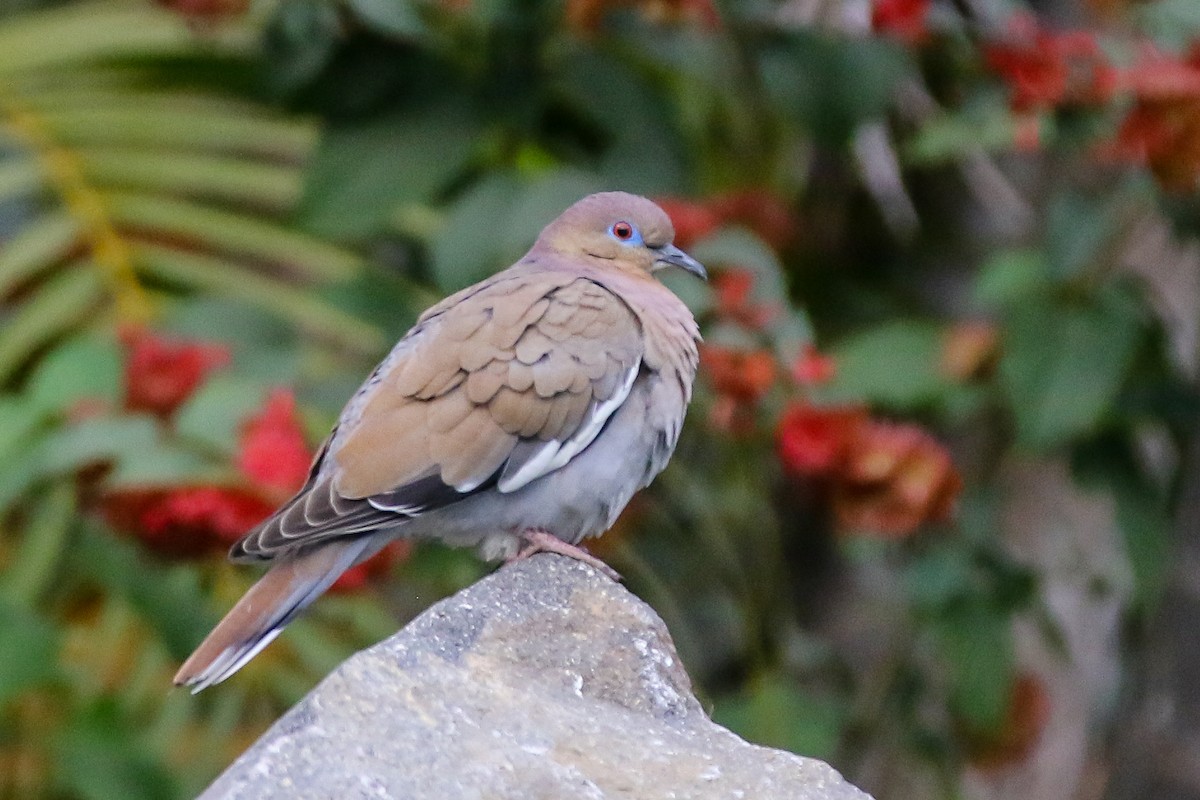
[497,361,639,493]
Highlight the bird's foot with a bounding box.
[509,529,622,582]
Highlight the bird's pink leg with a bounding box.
[509,529,622,582]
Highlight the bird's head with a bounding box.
[537,191,707,281]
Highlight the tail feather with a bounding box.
[173,539,371,693]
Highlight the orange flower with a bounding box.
[701,345,777,434]
[712,268,778,331]
[1111,46,1200,191]
[121,327,229,419]
[940,322,999,381]
[833,420,961,538]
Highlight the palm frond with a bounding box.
[0,1,382,384]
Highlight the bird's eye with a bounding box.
[611,221,635,241]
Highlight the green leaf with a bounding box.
[999,289,1144,449]
[301,103,482,239]
[174,374,271,455]
[135,243,384,354]
[428,173,522,291]
[0,264,105,384]
[0,211,81,298]
[1136,0,1200,51]
[825,320,949,408]
[935,599,1014,733]
[36,415,160,475]
[26,333,121,412]
[1,480,75,608]
[760,32,910,146]
[0,396,44,464]
[0,157,43,203]
[1045,191,1118,281]
[80,147,302,208]
[972,249,1050,310]
[0,598,60,705]
[54,698,179,800]
[713,675,847,760]
[108,191,361,283]
[905,106,1050,165]
[0,3,196,77]
[39,99,315,158]
[71,527,220,661]
[346,0,427,37]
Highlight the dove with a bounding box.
[174,191,705,691]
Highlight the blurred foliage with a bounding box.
[2,0,1200,797]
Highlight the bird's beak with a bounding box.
[653,244,707,281]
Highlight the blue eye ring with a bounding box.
[608,220,642,245]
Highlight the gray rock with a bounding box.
[200,554,873,800]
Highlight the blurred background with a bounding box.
[1,0,1199,797]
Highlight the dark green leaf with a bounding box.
[999,289,1144,449]
[300,102,482,239]
[71,527,220,660]
[825,320,948,408]
[935,600,1014,733]
[54,698,179,800]
[0,598,60,705]
[713,675,847,760]
[760,33,910,146]
[347,0,426,38]
[972,249,1049,310]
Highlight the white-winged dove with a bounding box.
[174,191,705,691]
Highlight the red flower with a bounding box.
[872,0,931,44]
[330,541,414,593]
[984,15,1115,112]
[656,196,722,250]
[792,345,837,386]
[238,390,313,503]
[833,420,961,538]
[709,190,797,251]
[121,327,229,419]
[776,402,868,477]
[103,486,274,559]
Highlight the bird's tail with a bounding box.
[173,538,372,693]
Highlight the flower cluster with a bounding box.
[984,15,1116,112]
[979,13,1200,190]
[1112,45,1200,191]
[101,329,407,589]
[777,401,961,538]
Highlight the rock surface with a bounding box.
[200,554,873,800]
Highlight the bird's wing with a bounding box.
[231,272,644,561]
